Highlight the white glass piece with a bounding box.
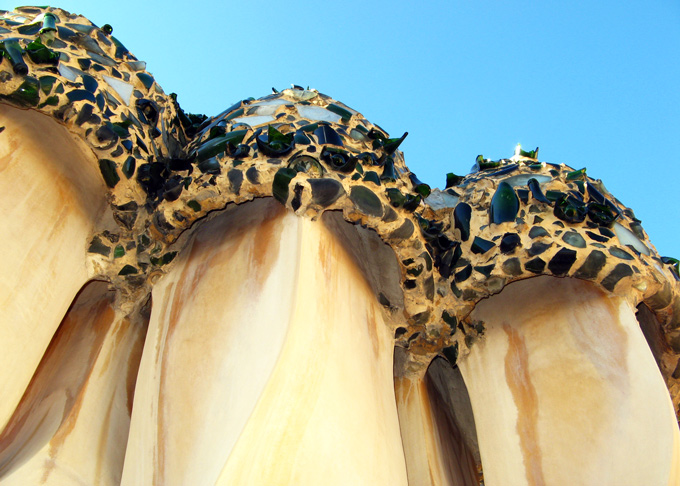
[424,189,459,210]
[502,174,551,187]
[231,115,274,127]
[281,88,317,101]
[251,98,290,108]
[124,61,147,72]
[58,64,81,82]
[102,75,133,106]
[296,105,342,123]
[613,222,650,255]
[250,104,283,116]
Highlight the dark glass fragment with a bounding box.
[118,265,138,276]
[291,183,303,211]
[389,220,414,242]
[528,241,552,256]
[187,200,201,212]
[566,167,586,180]
[136,72,154,89]
[17,23,41,35]
[471,236,495,254]
[385,188,405,207]
[402,194,421,212]
[446,173,464,188]
[529,226,549,239]
[609,247,634,261]
[288,154,324,176]
[257,125,295,157]
[404,279,417,290]
[38,75,57,94]
[585,230,608,243]
[454,264,472,282]
[67,89,96,103]
[562,231,586,248]
[76,103,94,126]
[498,234,522,255]
[474,264,495,278]
[442,343,459,365]
[11,77,41,106]
[548,248,577,276]
[489,182,519,224]
[544,191,563,203]
[163,176,183,201]
[136,99,159,125]
[436,244,461,279]
[320,146,356,173]
[442,311,457,329]
[573,250,606,279]
[516,189,529,204]
[272,167,297,204]
[313,124,343,146]
[122,156,136,178]
[293,130,311,145]
[554,194,587,223]
[601,263,633,292]
[363,171,381,186]
[380,158,397,182]
[475,155,501,171]
[502,258,523,276]
[489,164,519,177]
[525,257,546,274]
[228,169,243,195]
[246,167,260,184]
[661,257,680,277]
[197,157,221,175]
[326,103,353,122]
[409,173,431,197]
[587,202,619,227]
[98,159,120,188]
[382,205,398,222]
[88,236,110,256]
[349,186,383,217]
[25,38,59,65]
[196,130,247,162]
[453,203,472,241]
[382,132,408,155]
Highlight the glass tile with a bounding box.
[502,258,523,276]
[231,115,275,126]
[562,231,586,248]
[98,159,119,188]
[609,247,634,261]
[454,202,472,241]
[489,181,520,224]
[500,233,521,254]
[471,236,495,254]
[309,178,345,207]
[528,241,552,257]
[573,250,606,279]
[548,248,577,276]
[528,226,549,238]
[601,263,633,292]
[102,74,133,105]
[424,189,459,210]
[273,167,297,203]
[296,105,341,123]
[613,222,650,255]
[525,257,546,274]
[504,173,551,187]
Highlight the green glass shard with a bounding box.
[566,167,586,180]
[113,245,125,258]
[272,167,297,204]
[326,103,353,122]
[446,173,464,188]
[98,159,120,188]
[118,264,138,275]
[187,200,201,212]
[12,77,41,106]
[489,181,520,224]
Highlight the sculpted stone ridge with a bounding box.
[1,6,679,391]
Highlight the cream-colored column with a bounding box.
[458,276,680,486]
[0,105,107,430]
[121,199,407,486]
[395,368,478,486]
[0,282,147,485]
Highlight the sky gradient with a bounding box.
[19,1,680,257]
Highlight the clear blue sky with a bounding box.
[26,1,680,258]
